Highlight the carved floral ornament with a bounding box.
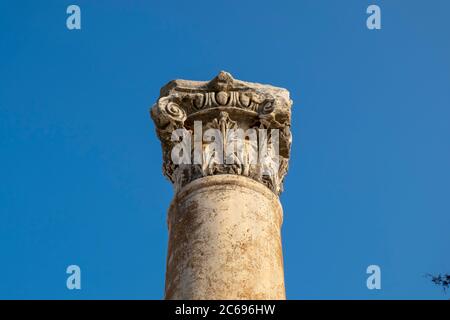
[150,71,293,195]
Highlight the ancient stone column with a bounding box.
[150,71,293,300]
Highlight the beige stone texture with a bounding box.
[165,174,285,300]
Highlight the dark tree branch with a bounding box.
[425,273,450,293]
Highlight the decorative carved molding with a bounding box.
[150,71,293,195]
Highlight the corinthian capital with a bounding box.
[150,71,293,194]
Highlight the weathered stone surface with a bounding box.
[165,175,285,300]
[149,72,293,300]
[150,71,293,195]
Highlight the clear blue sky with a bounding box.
[1,0,449,299]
